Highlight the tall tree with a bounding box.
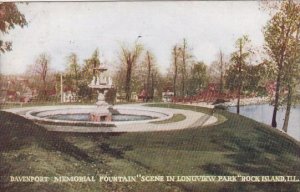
[208,50,228,93]
[80,49,101,99]
[219,50,225,93]
[282,7,300,132]
[146,51,152,100]
[264,0,300,128]
[83,49,101,81]
[66,53,81,92]
[120,43,143,101]
[179,39,188,96]
[0,2,27,53]
[187,61,208,96]
[132,49,161,101]
[172,45,180,96]
[34,53,50,98]
[230,35,252,114]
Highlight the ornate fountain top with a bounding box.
[88,63,113,89]
[93,63,108,72]
[88,76,113,89]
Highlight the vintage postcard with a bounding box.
[0,1,299,191]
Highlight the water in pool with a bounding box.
[46,113,155,122]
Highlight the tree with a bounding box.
[230,35,252,114]
[145,51,161,100]
[168,39,193,97]
[136,50,159,101]
[180,39,187,96]
[65,53,81,92]
[281,3,300,132]
[80,49,101,100]
[264,0,300,128]
[187,61,208,96]
[0,2,27,53]
[208,50,228,93]
[83,49,100,82]
[145,51,152,100]
[171,45,180,96]
[119,43,143,101]
[219,51,224,93]
[34,53,50,98]
[178,39,192,97]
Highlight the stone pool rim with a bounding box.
[3,104,218,132]
[24,105,174,127]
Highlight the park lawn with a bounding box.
[151,113,186,124]
[0,103,299,192]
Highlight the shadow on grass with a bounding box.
[99,143,125,159]
[201,113,300,191]
[201,163,232,175]
[0,111,93,163]
[142,104,300,191]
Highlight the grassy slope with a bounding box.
[0,111,180,192]
[0,103,299,192]
[152,113,186,124]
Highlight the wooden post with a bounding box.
[60,73,63,103]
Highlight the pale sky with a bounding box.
[1,1,270,75]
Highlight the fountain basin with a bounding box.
[25,105,173,127]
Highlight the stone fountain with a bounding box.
[88,63,113,122]
[20,59,177,128]
[19,61,178,129]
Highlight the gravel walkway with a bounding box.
[3,104,218,133]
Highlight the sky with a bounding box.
[1,1,270,75]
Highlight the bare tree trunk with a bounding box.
[182,74,185,97]
[271,61,283,128]
[125,62,132,101]
[121,44,142,102]
[173,46,178,97]
[282,85,292,132]
[282,25,299,132]
[42,78,47,98]
[146,51,151,102]
[237,40,242,114]
[219,50,224,94]
[181,39,187,97]
[151,73,154,100]
[271,18,293,128]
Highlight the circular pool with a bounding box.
[44,113,155,122]
[25,106,173,126]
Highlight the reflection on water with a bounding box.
[47,113,154,122]
[228,104,300,141]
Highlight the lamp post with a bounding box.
[60,73,63,103]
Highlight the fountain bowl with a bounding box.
[25,105,173,127]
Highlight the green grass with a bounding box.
[151,113,186,124]
[0,103,299,192]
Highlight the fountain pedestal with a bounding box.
[90,111,112,122]
[89,90,112,122]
